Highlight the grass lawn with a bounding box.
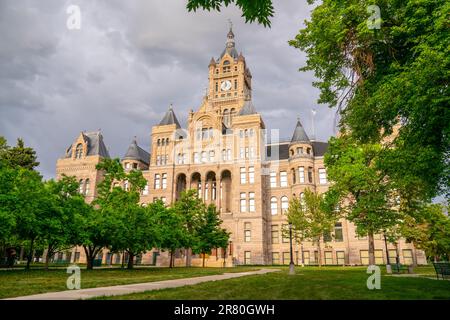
[96,266,450,300]
[0,266,258,299]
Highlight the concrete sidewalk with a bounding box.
[5,268,280,300]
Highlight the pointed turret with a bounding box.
[159,104,181,128]
[219,24,239,59]
[122,138,150,165]
[209,57,216,67]
[291,119,310,143]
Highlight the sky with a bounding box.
[0,0,337,180]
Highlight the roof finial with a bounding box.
[169,103,173,110]
[228,19,233,31]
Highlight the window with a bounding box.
[84,179,90,195]
[336,251,345,265]
[248,167,255,184]
[319,168,327,184]
[156,155,161,166]
[161,197,166,204]
[245,147,249,159]
[142,182,149,195]
[227,149,232,161]
[303,251,310,265]
[154,174,160,189]
[204,183,209,200]
[270,172,277,187]
[201,128,208,140]
[325,251,333,265]
[281,196,289,214]
[215,82,218,92]
[244,223,251,242]
[78,179,84,194]
[270,197,278,215]
[299,193,305,208]
[280,171,288,187]
[308,167,313,183]
[403,249,413,265]
[212,182,217,200]
[201,151,207,163]
[334,222,343,242]
[133,163,138,169]
[240,192,247,212]
[249,192,255,212]
[360,250,369,265]
[323,230,332,242]
[157,139,160,146]
[162,173,167,189]
[208,128,213,139]
[240,167,246,184]
[298,167,305,183]
[375,250,384,264]
[234,79,237,90]
[283,252,290,265]
[272,252,280,265]
[388,249,398,264]
[282,224,289,243]
[296,147,303,155]
[249,147,255,158]
[271,225,279,244]
[194,152,200,164]
[240,148,245,159]
[313,251,319,264]
[125,162,130,169]
[244,251,251,265]
[209,150,215,162]
[75,144,83,159]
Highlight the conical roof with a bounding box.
[159,105,181,128]
[122,138,150,165]
[290,119,310,143]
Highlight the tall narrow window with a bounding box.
[308,167,313,183]
[84,179,90,196]
[271,225,279,244]
[280,171,288,187]
[201,151,207,163]
[156,155,161,166]
[209,150,215,162]
[162,173,167,189]
[234,79,237,90]
[212,182,217,200]
[222,149,227,161]
[240,147,245,159]
[270,172,277,188]
[204,183,209,200]
[75,144,83,159]
[194,152,200,164]
[249,192,255,212]
[270,197,278,215]
[248,167,255,184]
[154,174,160,189]
[299,167,305,183]
[281,196,288,214]
[249,147,255,158]
[79,179,84,194]
[227,149,232,160]
[244,222,251,242]
[334,222,343,242]
[245,147,249,159]
[244,251,251,265]
[319,168,327,184]
[142,182,149,195]
[240,167,246,184]
[240,192,247,212]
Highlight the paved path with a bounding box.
[5,268,280,300]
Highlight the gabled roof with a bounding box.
[122,139,150,165]
[65,131,110,158]
[238,100,257,116]
[159,105,181,128]
[291,119,310,143]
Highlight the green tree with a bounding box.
[324,134,403,265]
[173,189,205,267]
[41,176,87,270]
[192,204,230,267]
[155,202,188,268]
[1,138,39,170]
[286,189,337,266]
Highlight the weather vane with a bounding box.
[228,19,233,30]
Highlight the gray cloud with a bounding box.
[0,0,336,179]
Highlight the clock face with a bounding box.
[221,80,232,91]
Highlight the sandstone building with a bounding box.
[56,28,426,267]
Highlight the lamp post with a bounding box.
[289,223,295,275]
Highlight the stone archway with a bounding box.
[205,171,217,205]
[175,173,187,200]
[220,170,232,213]
[190,172,202,198]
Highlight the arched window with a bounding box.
[166,138,169,145]
[79,179,84,194]
[223,109,230,127]
[223,60,230,65]
[84,179,90,196]
[75,144,83,159]
[161,139,165,146]
[281,196,289,214]
[271,197,278,215]
[157,139,160,146]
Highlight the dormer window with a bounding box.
[223,60,230,65]
[75,144,83,159]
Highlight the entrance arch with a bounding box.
[220,170,232,213]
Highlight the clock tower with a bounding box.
[207,26,253,126]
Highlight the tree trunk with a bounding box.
[317,237,322,267]
[83,246,94,270]
[185,248,191,267]
[368,232,375,265]
[202,253,206,268]
[121,251,125,268]
[25,238,34,270]
[19,246,24,261]
[44,244,53,271]
[127,252,134,269]
[169,251,174,268]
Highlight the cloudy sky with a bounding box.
[0,0,337,179]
